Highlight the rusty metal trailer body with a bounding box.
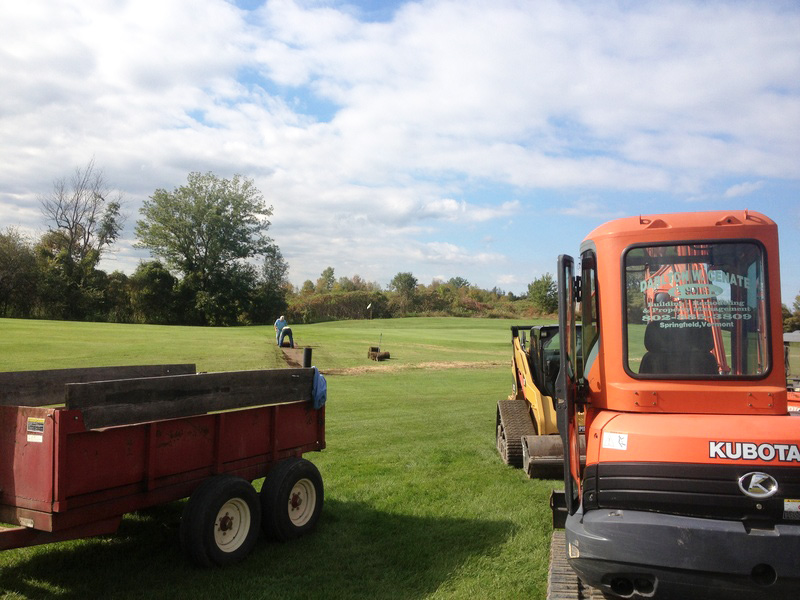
[0,363,325,565]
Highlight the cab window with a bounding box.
[624,242,768,378]
[581,250,599,377]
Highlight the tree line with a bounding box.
[285,269,542,323]
[0,162,559,326]
[0,164,286,326]
[5,162,800,329]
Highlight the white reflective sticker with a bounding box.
[602,431,628,451]
[784,499,800,520]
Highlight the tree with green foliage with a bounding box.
[135,172,273,325]
[448,276,470,289]
[194,262,260,326]
[129,261,178,324]
[389,271,418,313]
[38,159,124,319]
[333,274,377,293]
[300,280,315,296]
[528,273,558,314]
[39,159,124,279]
[316,266,335,293]
[102,271,133,323]
[251,244,290,322]
[35,230,90,320]
[784,293,800,332]
[335,276,356,293]
[0,227,38,318]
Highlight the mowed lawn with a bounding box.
[0,317,559,599]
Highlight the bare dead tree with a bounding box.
[39,158,125,267]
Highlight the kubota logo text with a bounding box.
[709,441,800,462]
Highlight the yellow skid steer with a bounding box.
[496,325,585,478]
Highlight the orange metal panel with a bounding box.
[585,412,800,467]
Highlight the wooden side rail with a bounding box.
[0,365,197,407]
[66,368,315,429]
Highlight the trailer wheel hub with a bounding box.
[287,478,317,527]
[213,498,252,552]
[219,513,233,532]
[290,493,303,510]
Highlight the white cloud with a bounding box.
[497,274,518,287]
[413,241,504,266]
[557,199,627,221]
[724,181,764,198]
[1,0,799,297]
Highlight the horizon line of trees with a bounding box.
[7,161,799,329]
[0,228,556,325]
[0,161,558,327]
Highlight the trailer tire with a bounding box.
[180,475,262,567]
[261,457,323,542]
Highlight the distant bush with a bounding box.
[287,290,390,323]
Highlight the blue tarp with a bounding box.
[311,367,327,409]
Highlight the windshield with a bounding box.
[624,242,769,377]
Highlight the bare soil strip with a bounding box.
[279,345,504,375]
[322,359,505,376]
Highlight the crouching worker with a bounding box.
[274,315,294,348]
[279,326,294,348]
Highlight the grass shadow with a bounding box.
[0,499,515,599]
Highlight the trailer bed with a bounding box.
[0,364,325,558]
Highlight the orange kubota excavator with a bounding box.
[549,210,799,599]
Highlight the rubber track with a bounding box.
[547,531,605,600]
[497,399,536,468]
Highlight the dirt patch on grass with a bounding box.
[322,359,505,376]
[279,345,504,375]
[280,346,306,368]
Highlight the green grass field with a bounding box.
[0,317,557,599]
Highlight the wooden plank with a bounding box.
[66,368,315,430]
[0,365,197,407]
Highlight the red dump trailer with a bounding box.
[0,363,326,567]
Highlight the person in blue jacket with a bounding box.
[274,315,294,348]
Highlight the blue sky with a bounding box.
[1,0,799,301]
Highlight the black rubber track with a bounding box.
[496,399,536,468]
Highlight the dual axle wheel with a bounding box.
[179,457,323,567]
